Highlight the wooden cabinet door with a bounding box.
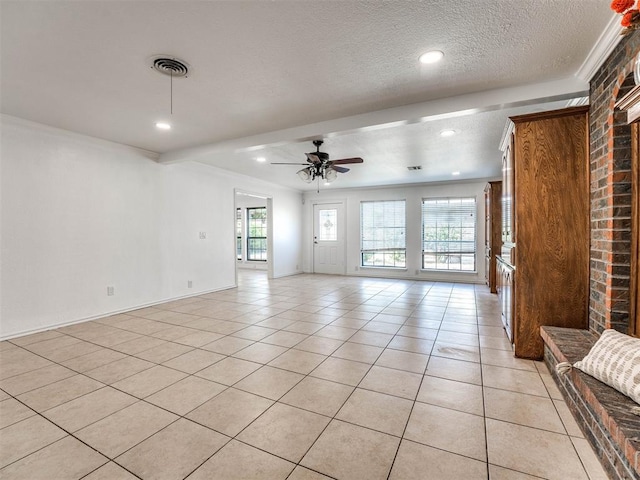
[503,263,514,342]
[486,181,502,293]
[512,108,589,358]
[496,258,514,342]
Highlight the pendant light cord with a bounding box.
[170,70,173,115]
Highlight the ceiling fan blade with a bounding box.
[330,157,364,165]
[305,153,322,164]
[271,162,311,165]
[332,166,350,173]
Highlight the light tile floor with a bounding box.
[0,271,610,480]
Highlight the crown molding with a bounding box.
[566,96,589,107]
[575,13,624,82]
[1,114,160,161]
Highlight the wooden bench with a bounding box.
[540,326,640,480]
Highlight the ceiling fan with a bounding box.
[271,140,363,187]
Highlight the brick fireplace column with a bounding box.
[589,31,640,333]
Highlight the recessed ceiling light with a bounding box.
[155,122,171,130]
[419,50,444,64]
[256,157,266,163]
[440,129,456,137]
[452,171,461,176]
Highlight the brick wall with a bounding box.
[589,31,640,333]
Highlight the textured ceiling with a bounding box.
[0,1,614,190]
[204,100,572,191]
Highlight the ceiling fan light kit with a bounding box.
[297,167,312,183]
[324,167,337,182]
[272,140,363,188]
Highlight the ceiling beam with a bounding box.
[157,76,588,165]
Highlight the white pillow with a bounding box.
[568,329,640,405]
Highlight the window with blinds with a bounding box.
[360,200,406,268]
[422,197,476,271]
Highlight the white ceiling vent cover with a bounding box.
[149,55,190,78]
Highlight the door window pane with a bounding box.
[318,209,337,241]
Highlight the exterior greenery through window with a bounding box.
[247,207,267,261]
[236,208,242,260]
[422,197,476,271]
[360,200,406,268]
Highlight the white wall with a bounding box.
[0,116,302,339]
[271,192,303,278]
[302,181,492,283]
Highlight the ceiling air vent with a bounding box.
[407,166,422,171]
[150,56,190,78]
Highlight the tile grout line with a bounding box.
[384,282,443,480]
[1,273,587,479]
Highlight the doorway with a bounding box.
[313,202,345,275]
[234,190,273,284]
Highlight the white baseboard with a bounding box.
[271,271,304,279]
[1,284,237,341]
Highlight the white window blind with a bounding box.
[422,197,476,271]
[360,200,406,268]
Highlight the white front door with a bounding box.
[313,203,345,275]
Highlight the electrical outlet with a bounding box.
[199,232,207,239]
[415,269,419,275]
[355,266,359,271]
[188,280,193,288]
[107,286,114,296]
[296,264,299,270]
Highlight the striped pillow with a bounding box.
[573,329,640,405]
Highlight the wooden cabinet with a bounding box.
[499,106,589,359]
[485,181,502,293]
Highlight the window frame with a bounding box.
[236,207,242,261]
[246,206,267,262]
[360,199,407,269]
